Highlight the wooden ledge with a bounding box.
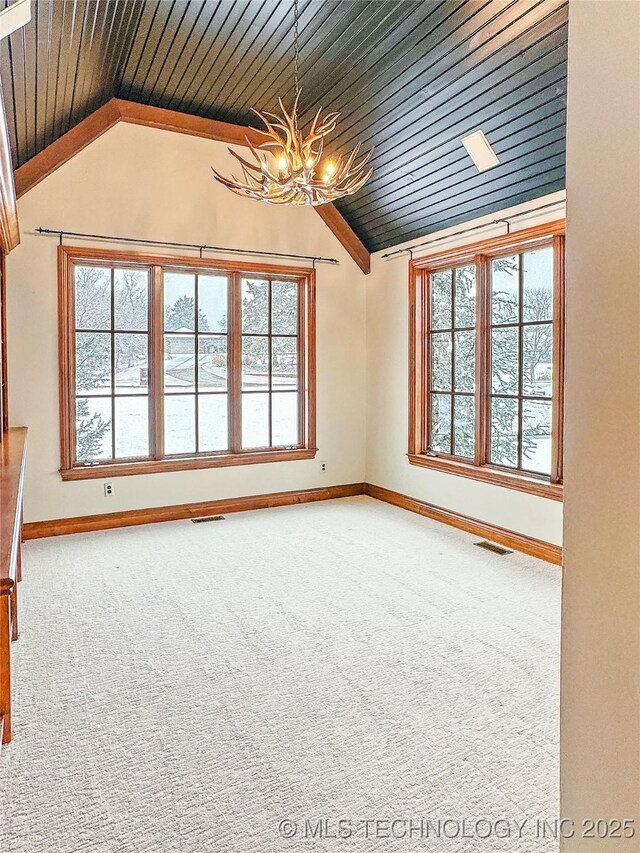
[407,453,563,502]
[60,448,318,481]
[0,427,27,587]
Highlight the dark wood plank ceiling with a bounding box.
[0,0,568,253]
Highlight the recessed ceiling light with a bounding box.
[461,130,500,172]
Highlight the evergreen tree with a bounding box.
[165,296,210,331]
[76,398,111,461]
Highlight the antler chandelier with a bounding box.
[211,0,373,207]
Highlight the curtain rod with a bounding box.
[34,228,339,265]
[380,200,566,260]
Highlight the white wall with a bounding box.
[6,118,567,546]
[365,192,565,545]
[6,122,367,523]
[561,1,640,846]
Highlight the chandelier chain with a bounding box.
[294,0,300,95]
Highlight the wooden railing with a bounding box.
[0,426,27,745]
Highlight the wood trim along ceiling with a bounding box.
[23,481,562,566]
[12,98,371,275]
[0,80,19,253]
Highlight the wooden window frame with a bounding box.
[59,246,316,480]
[409,221,565,501]
[1,250,7,434]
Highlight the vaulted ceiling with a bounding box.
[0,0,568,253]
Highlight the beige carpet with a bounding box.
[0,496,560,852]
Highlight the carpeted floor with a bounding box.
[0,496,560,852]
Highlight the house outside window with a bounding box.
[59,247,316,480]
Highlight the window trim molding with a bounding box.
[408,220,565,501]
[58,245,317,479]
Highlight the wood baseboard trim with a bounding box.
[22,483,367,540]
[364,483,562,565]
[22,481,562,565]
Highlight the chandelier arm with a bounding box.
[307,138,323,168]
[211,170,259,195]
[229,147,267,176]
[276,99,299,152]
[211,78,374,205]
[307,111,339,145]
[239,165,267,190]
[342,167,374,194]
[350,149,374,175]
[251,109,292,151]
[342,143,361,172]
[339,147,374,181]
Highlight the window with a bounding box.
[59,247,316,479]
[409,222,565,500]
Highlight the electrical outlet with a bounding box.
[104,482,113,497]
[320,461,327,473]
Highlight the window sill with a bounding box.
[60,448,318,481]
[407,453,563,501]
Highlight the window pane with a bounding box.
[522,324,553,397]
[431,270,452,330]
[272,280,298,334]
[164,272,196,331]
[491,255,519,324]
[75,265,111,329]
[430,393,451,454]
[114,396,149,458]
[523,246,553,322]
[272,392,299,446]
[431,332,452,391]
[272,336,298,389]
[198,335,228,390]
[114,268,148,331]
[490,397,519,468]
[115,333,149,394]
[522,400,552,476]
[164,394,195,455]
[76,397,112,461]
[76,332,111,394]
[454,265,476,328]
[453,395,475,459]
[242,336,269,390]
[199,393,229,452]
[454,330,475,392]
[165,334,195,392]
[491,327,519,395]
[198,274,228,332]
[242,278,269,333]
[242,392,269,448]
